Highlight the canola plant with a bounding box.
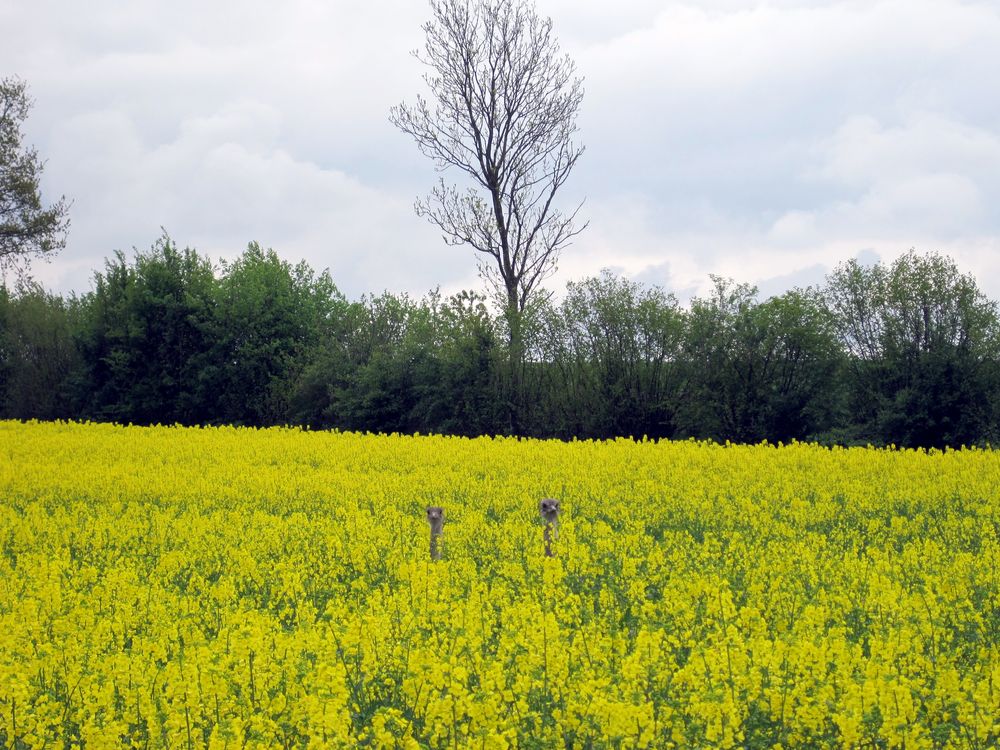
[1,420,999,748]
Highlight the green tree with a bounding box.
[1,77,70,276]
[750,290,844,441]
[538,271,685,438]
[679,279,842,443]
[75,235,217,424]
[0,280,82,418]
[824,250,1000,447]
[409,289,503,435]
[290,288,503,436]
[292,292,415,431]
[211,243,345,425]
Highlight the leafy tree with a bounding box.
[287,298,365,429]
[409,289,503,435]
[391,0,586,428]
[1,77,70,276]
[679,279,842,443]
[824,250,1000,447]
[749,290,844,442]
[0,280,82,418]
[538,271,685,438]
[290,288,503,436]
[292,292,415,431]
[211,243,345,425]
[75,236,217,424]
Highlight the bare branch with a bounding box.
[0,76,71,275]
[391,0,585,317]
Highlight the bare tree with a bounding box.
[1,77,70,277]
[391,0,586,339]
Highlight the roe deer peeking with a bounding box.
[426,506,444,561]
[539,498,560,557]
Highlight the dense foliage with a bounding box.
[2,422,1000,747]
[2,238,999,447]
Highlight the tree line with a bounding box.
[8,4,993,449]
[2,237,998,449]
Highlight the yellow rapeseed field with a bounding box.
[2,421,1000,749]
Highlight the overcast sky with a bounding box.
[4,0,1000,302]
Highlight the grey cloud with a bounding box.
[4,0,1000,305]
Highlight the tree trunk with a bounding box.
[505,286,523,433]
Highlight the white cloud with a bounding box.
[36,100,461,296]
[816,114,1000,191]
